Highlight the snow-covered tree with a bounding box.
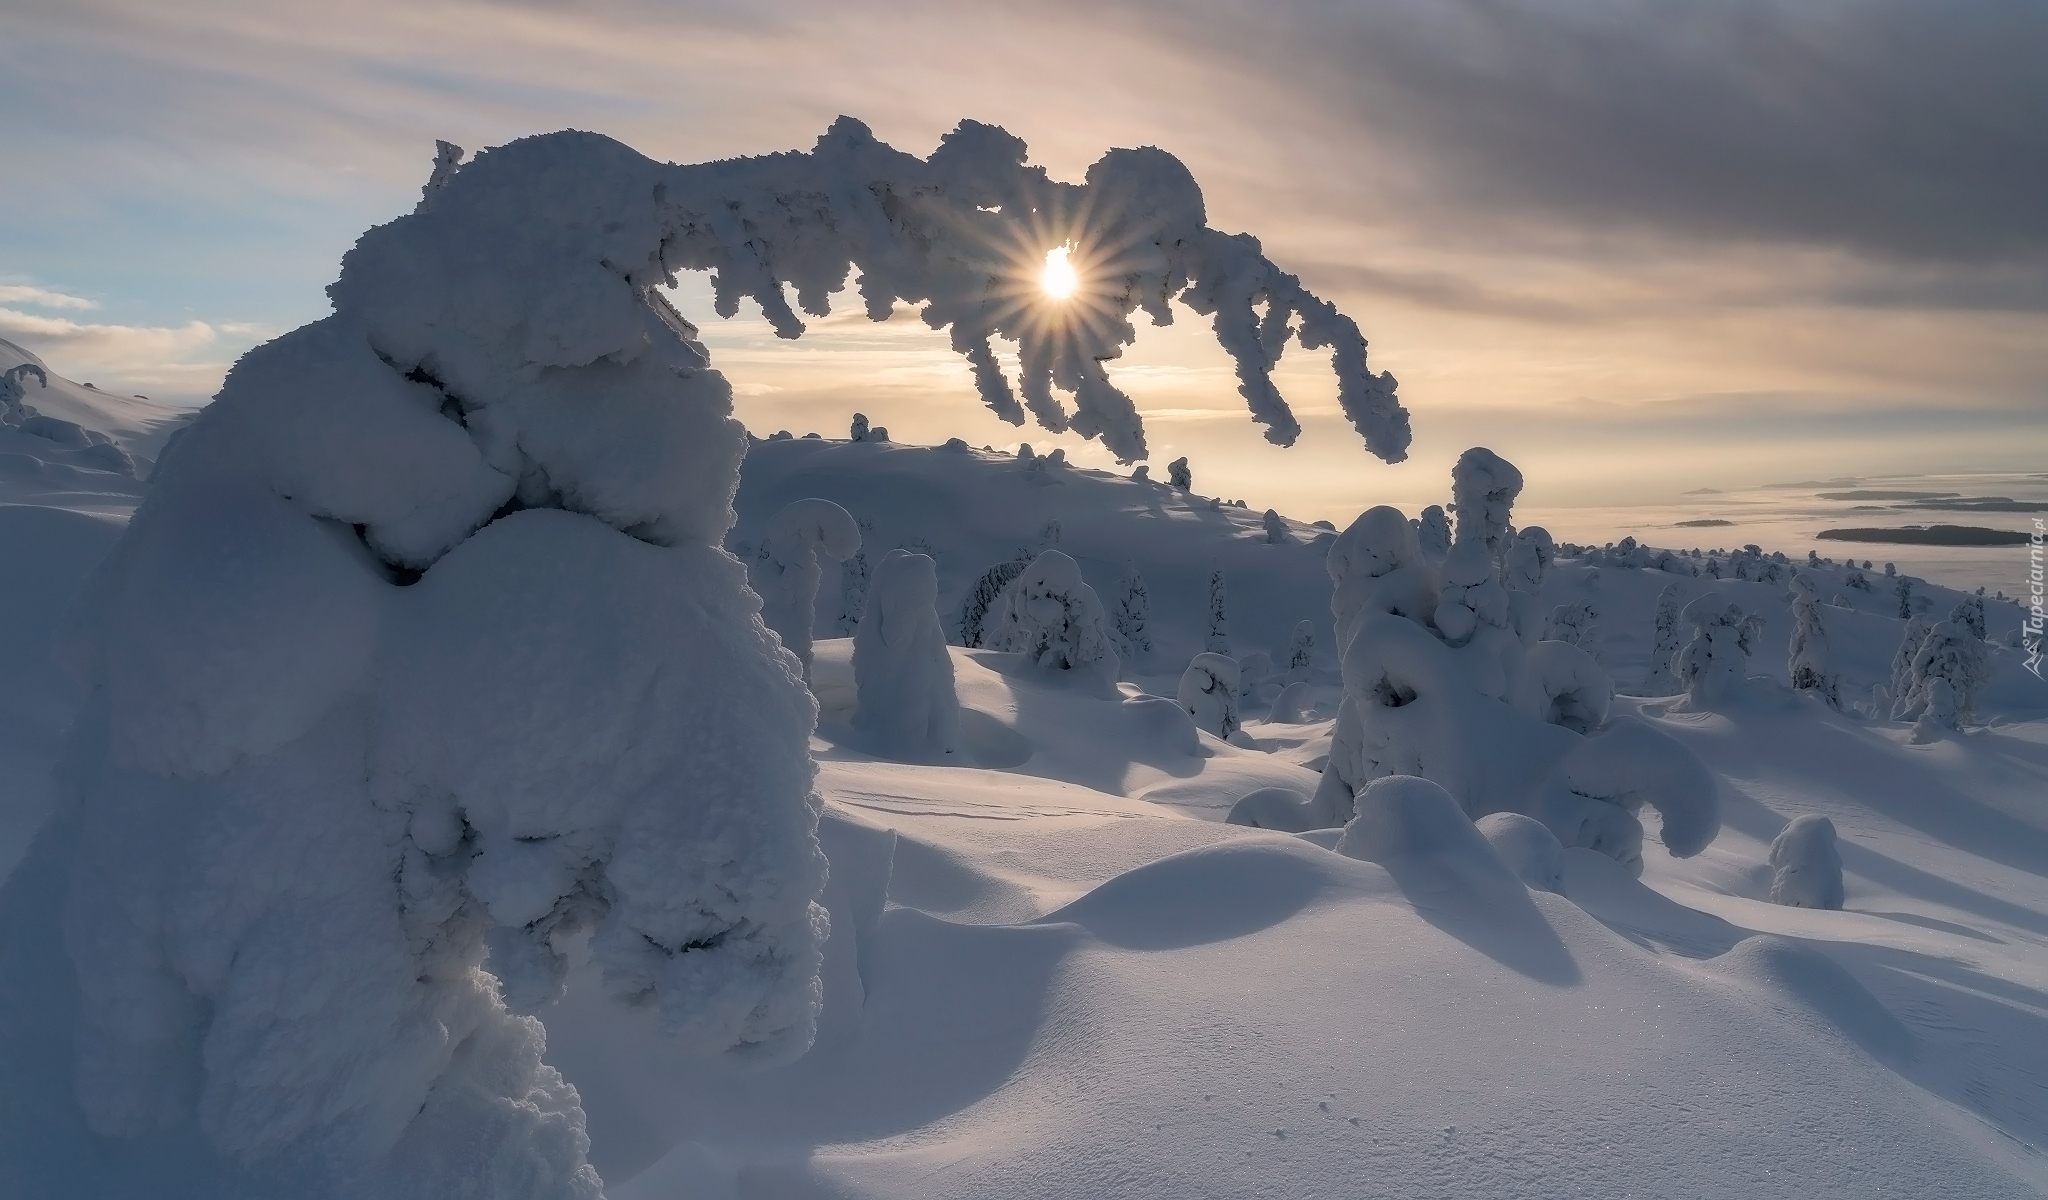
[1644,583,1685,695]
[1886,616,1932,707]
[758,497,862,680]
[853,550,960,762]
[44,119,1418,1192]
[1206,569,1231,654]
[1131,463,1150,482]
[1263,508,1293,544]
[836,548,871,637]
[1435,540,1510,652]
[1884,561,1897,577]
[1110,561,1152,656]
[1177,652,1241,737]
[957,552,1032,647]
[1844,566,1870,591]
[1166,456,1191,488]
[1286,619,1316,678]
[1894,575,1914,619]
[1769,815,1845,909]
[1954,596,1987,640]
[0,361,47,416]
[1040,518,1062,548]
[1674,593,1765,708]
[1543,601,1599,652]
[1236,650,1275,702]
[1893,619,1990,738]
[1504,526,1554,592]
[849,411,871,441]
[1449,446,1523,556]
[993,550,1121,695]
[1415,504,1452,563]
[1787,571,1840,708]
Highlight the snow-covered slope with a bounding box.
[0,377,2043,1196]
[0,336,188,513]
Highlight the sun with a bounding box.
[1040,244,1078,299]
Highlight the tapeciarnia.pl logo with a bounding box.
[2027,518,2045,681]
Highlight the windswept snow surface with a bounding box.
[2,375,2047,1195]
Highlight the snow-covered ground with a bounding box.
[2,334,2045,1197]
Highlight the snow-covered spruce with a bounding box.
[1887,615,1932,709]
[1109,561,1152,657]
[1542,601,1598,651]
[992,549,1121,696]
[1787,571,1840,708]
[1894,618,1990,739]
[1673,593,1765,709]
[1415,504,1451,564]
[1177,652,1241,738]
[1768,815,1845,909]
[849,412,871,442]
[1167,456,1192,488]
[853,550,960,763]
[758,497,862,680]
[956,551,1032,648]
[1644,582,1685,695]
[56,120,1410,1192]
[1285,619,1316,679]
[1206,569,1231,654]
[1263,508,1292,544]
[1448,446,1523,555]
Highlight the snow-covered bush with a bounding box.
[1415,504,1452,563]
[1286,619,1316,678]
[1177,652,1241,737]
[1787,572,1840,708]
[1130,463,1150,482]
[1893,619,1989,738]
[1206,569,1231,654]
[1768,815,1845,909]
[1263,508,1293,544]
[758,497,862,679]
[1887,616,1932,706]
[1504,525,1554,592]
[956,551,1032,648]
[1643,583,1685,695]
[1110,561,1152,657]
[53,118,1413,1192]
[853,550,960,762]
[1674,593,1764,708]
[993,549,1120,695]
[849,412,871,441]
[1168,456,1191,488]
[1844,566,1870,591]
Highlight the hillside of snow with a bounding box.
[0,352,2043,1196]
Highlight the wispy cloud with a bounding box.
[0,284,100,310]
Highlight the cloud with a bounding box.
[0,284,99,310]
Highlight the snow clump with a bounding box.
[1769,815,1846,909]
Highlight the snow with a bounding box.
[1,120,2046,1199]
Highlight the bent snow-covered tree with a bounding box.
[758,497,861,678]
[51,119,1410,1196]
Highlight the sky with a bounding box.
[3,0,2044,524]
